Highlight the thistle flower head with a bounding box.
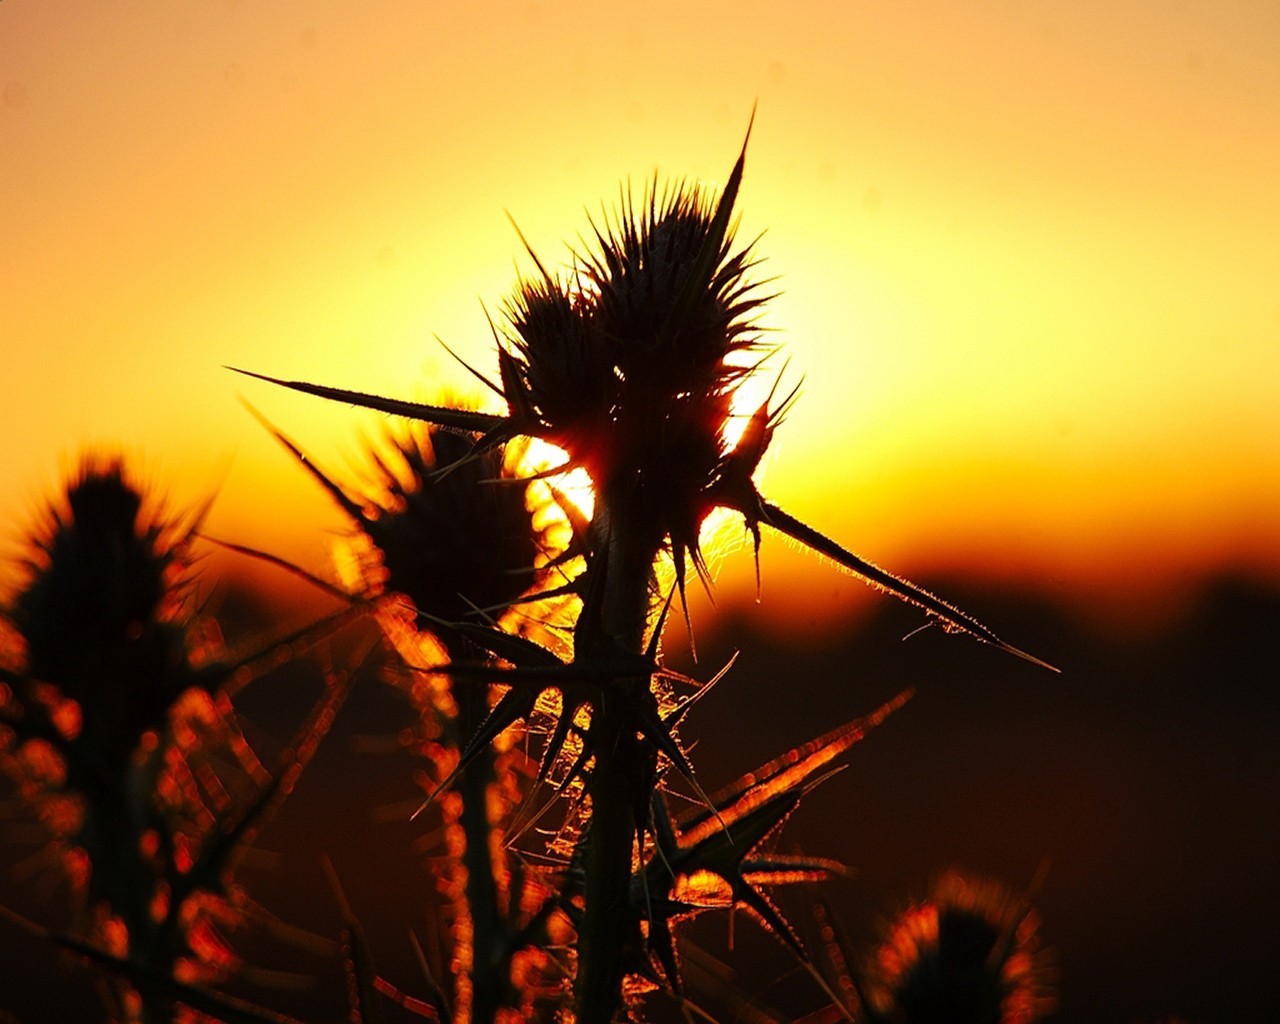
[502,137,774,583]
[585,179,764,381]
[7,459,202,761]
[254,413,561,639]
[867,871,1055,1024]
[351,428,549,624]
[332,424,552,632]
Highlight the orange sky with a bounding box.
[3,1,1279,626]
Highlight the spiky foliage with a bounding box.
[0,460,354,1023]
[615,691,912,1015]
[235,123,1055,1022]
[232,131,1055,666]
[260,421,577,1023]
[863,872,1055,1024]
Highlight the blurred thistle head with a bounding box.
[7,458,205,760]
[867,870,1055,1024]
[501,127,779,578]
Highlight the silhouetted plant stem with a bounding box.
[575,506,662,1023]
[447,638,509,1024]
[73,761,174,1023]
[577,711,642,1023]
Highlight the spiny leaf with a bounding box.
[736,881,807,960]
[418,615,564,668]
[681,690,912,842]
[411,688,537,820]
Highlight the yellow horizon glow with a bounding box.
[3,2,1278,624]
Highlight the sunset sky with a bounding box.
[4,1,1278,626]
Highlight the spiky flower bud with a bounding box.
[348,428,548,624]
[502,147,771,585]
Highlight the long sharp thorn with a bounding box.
[668,651,739,727]
[227,367,504,433]
[434,334,504,398]
[646,584,678,662]
[758,499,1060,672]
[662,110,754,335]
[198,535,357,604]
[506,212,557,284]
[239,399,366,522]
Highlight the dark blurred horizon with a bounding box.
[2,565,1277,1023]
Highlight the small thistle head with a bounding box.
[336,426,552,625]
[867,871,1055,1024]
[7,459,203,761]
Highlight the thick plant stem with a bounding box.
[574,508,660,1023]
[577,715,644,1023]
[72,757,175,1024]
[451,660,507,1024]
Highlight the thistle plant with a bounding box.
[0,460,354,1023]
[234,125,1053,1023]
[254,420,576,1023]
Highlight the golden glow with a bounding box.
[3,2,1278,618]
[522,438,597,523]
[671,869,735,909]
